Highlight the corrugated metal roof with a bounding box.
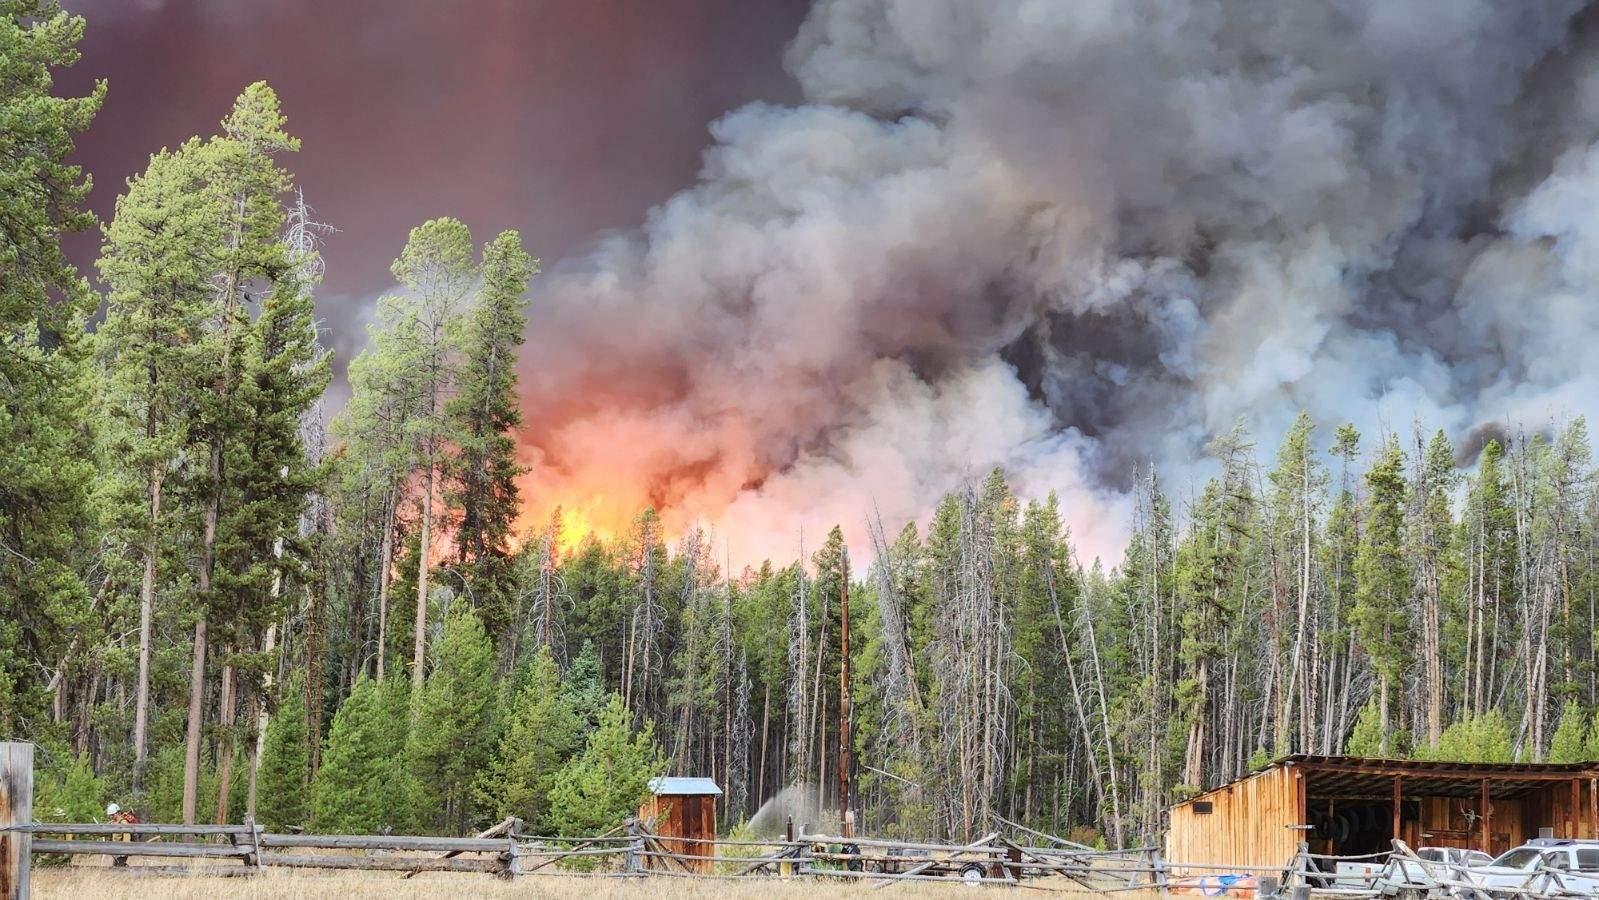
[648,776,722,796]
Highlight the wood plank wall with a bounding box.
[639,794,716,873]
[1165,764,1301,869]
[1168,766,1599,867]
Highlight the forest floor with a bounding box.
[31,867,1155,898]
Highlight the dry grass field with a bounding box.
[32,868,1154,898]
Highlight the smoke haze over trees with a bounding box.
[5,0,1599,850]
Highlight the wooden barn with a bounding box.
[1166,755,1599,869]
[639,776,721,873]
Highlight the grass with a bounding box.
[33,868,1160,898]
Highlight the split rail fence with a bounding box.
[10,821,1596,898]
[2,745,1592,898]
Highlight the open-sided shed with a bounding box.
[639,776,721,873]
[1166,755,1599,869]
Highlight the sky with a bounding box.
[58,0,810,366]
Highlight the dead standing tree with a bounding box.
[622,511,666,719]
[787,537,811,793]
[866,511,925,793]
[930,486,1014,842]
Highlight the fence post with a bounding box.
[247,816,265,874]
[0,742,32,900]
[504,835,521,879]
[624,818,643,875]
[1150,848,1170,898]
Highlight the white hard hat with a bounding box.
[106,802,119,816]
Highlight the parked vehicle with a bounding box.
[1470,839,1599,897]
[1332,846,1492,890]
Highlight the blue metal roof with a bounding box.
[648,776,722,796]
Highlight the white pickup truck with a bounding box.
[1469,840,1599,897]
[1332,846,1491,891]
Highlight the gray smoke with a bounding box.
[517,0,1599,564]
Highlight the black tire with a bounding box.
[841,843,862,872]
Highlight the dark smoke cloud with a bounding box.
[518,0,1599,564]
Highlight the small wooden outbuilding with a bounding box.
[639,776,721,873]
[1166,755,1599,869]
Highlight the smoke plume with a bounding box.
[518,0,1599,565]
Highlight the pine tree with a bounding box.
[256,674,309,830]
[448,230,536,641]
[1414,711,1513,763]
[1266,412,1324,753]
[1464,439,1515,718]
[180,81,304,825]
[1343,699,1384,757]
[407,605,496,833]
[97,137,220,786]
[34,753,106,824]
[472,647,579,829]
[562,640,608,730]
[1408,429,1458,747]
[311,676,416,833]
[1352,435,1410,756]
[1549,702,1590,763]
[0,0,104,736]
[383,218,477,708]
[546,695,665,836]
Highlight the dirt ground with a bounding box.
[32,868,1152,898]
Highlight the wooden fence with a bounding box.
[7,741,1589,899]
[0,814,1180,895]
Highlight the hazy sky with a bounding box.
[58,0,808,354]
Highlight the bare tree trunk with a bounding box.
[246,621,278,820]
[181,605,209,823]
[757,683,770,807]
[376,482,395,683]
[213,663,236,824]
[411,463,435,710]
[132,468,161,791]
[1078,583,1124,847]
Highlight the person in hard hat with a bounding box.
[107,801,139,843]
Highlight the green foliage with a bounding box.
[472,647,580,829]
[407,605,497,833]
[1549,702,1591,763]
[0,0,103,733]
[561,640,607,730]
[311,676,417,833]
[1344,699,1385,757]
[34,753,105,823]
[256,674,309,830]
[1413,711,1514,763]
[546,695,665,836]
[144,745,221,823]
[447,230,537,638]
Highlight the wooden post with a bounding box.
[624,818,643,875]
[1590,777,1598,841]
[0,742,32,900]
[503,835,520,879]
[1391,776,1402,845]
[1151,847,1170,898]
[1572,778,1582,840]
[838,553,852,838]
[247,816,264,873]
[1479,778,1490,853]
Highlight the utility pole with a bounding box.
[838,549,852,837]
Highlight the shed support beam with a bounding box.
[1391,776,1401,844]
[1479,778,1490,853]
